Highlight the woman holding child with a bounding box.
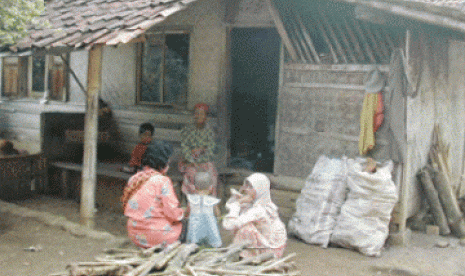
[121,141,184,248]
[223,173,287,258]
[179,103,218,196]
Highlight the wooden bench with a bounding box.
[50,161,184,202]
[51,161,239,207]
[0,153,47,200]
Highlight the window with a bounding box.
[1,54,68,101]
[137,32,189,106]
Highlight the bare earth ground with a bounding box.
[2,195,465,276]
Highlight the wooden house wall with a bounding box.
[0,0,227,166]
[274,64,391,178]
[404,32,465,216]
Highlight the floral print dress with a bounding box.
[124,169,184,248]
[223,173,287,258]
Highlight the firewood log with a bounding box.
[166,243,199,271]
[431,170,465,238]
[230,252,275,266]
[417,168,451,235]
[126,241,181,276]
[199,241,250,266]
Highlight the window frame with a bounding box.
[136,29,191,108]
[1,53,69,101]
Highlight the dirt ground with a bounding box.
[2,195,465,276]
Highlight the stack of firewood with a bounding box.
[417,125,465,238]
[49,241,300,276]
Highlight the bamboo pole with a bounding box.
[360,21,387,61]
[318,9,348,63]
[352,19,376,63]
[289,18,314,63]
[288,27,308,63]
[370,25,391,60]
[331,17,357,63]
[265,0,298,61]
[314,16,338,63]
[380,28,395,50]
[80,44,103,228]
[342,17,365,63]
[294,11,321,63]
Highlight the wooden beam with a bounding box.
[352,19,377,63]
[353,1,465,35]
[331,17,357,63]
[288,22,311,63]
[288,16,313,63]
[315,16,339,64]
[343,17,366,63]
[265,0,298,61]
[295,11,321,64]
[361,21,388,60]
[80,44,103,228]
[319,9,348,63]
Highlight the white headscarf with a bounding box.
[245,173,279,218]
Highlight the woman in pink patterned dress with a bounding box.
[222,173,287,258]
[121,141,184,248]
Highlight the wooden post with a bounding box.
[80,45,103,228]
[265,0,298,61]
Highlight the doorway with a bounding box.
[229,28,281,172]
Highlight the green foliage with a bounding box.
[0,0,45,47]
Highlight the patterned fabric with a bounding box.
[180,123,215,164]
[128,143,148,168]
[180,162,218,196]
[121,166,157,210]
[179,122,218,196]
[222,173,287,258]
[186,194,222,248]
[124,168,184,248]
[233,222,286,259]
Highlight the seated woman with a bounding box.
[222,173,287,259]
[121,141,184,248]
[179,103,218,196]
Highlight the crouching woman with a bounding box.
[222,173,287,258]
[121,141,184,248]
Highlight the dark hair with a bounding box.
[141,141,173,171]
[139,122,155,135]
[141,156,167,171]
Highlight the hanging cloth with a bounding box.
[359,93,378,155]
[373,92,384,132]
[359,68,386,155]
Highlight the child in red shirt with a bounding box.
[122,123,154,173]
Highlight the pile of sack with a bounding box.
[288,155,398,257]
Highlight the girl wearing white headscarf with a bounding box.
[223,173,287,258]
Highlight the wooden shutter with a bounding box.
[48,56,67,101]
[2,57,19,97]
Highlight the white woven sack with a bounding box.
[330,158,398,257]
[288,155,348,247]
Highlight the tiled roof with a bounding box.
[9,0,198,52]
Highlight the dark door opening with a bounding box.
[229,28,281,173]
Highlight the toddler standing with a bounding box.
[185,171,222,248]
